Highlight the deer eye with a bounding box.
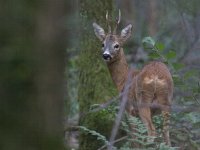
[114,44,119,49]
[102,43,104,48]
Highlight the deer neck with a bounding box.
[107,49,129,92]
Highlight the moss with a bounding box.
[78,0,119,149]
[79,108,115,150]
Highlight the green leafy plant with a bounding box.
[121,115,153,147]
[78,126,109,145]
[142,37,182,71]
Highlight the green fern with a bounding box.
[78,126,109,145]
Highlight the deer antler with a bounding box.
[106,11,111,34]
[113,10,121,34]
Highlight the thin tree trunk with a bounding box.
[148,0,158,36]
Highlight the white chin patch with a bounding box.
[104,56,112,62]
[104,57,111,62]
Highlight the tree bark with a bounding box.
[78,0,118,150]
[148,0,158,36]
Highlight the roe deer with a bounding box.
[92,11,173,146]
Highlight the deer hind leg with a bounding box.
[157,94,172,146]
[162,110,171,146]
[138,93,156,143]
[139,107,156,143]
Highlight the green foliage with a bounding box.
[142,36,156,49]
[79,107,117,150]
[142,36,187,75]
[158,143,176,150]
[121,115,151,147]
[165,51,176,60]
[78,126,109,145]
[119,115,177,150]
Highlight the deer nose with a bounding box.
[102,54,111,60]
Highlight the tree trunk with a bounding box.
[148,0,158,36]
[0,0,67,149]
[78,0,118,150]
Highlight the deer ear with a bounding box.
[120,24,132,42]
[93,22,105,41]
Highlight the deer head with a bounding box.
[93,11,132,63]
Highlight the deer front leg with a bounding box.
[139,107,156,143]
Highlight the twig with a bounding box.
[65,125,79,132]
[108,72,133,150]
[89,96,119,113]
[98,136,128,150]
[193,95,200,106]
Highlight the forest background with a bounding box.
[0,0,200,150]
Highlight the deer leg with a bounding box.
[162,110,171,146]
[139,107,156,143]
[137,91,156,142]
[156,94,171,146]
[157,93,171,146]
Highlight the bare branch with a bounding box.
[98,136,127,150]
[107,72,132,150]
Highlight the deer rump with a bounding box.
[126,61,173,116]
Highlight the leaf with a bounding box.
[166,50,176,60]
[142,37,156,49]
[172,63,184,71]
[78,126,109,144]
[90,104,100,110]
[186,112,200,124]
[184,70,197,79]
[149,52,160,59]
[172,74,184,86]
[155,42,164,52]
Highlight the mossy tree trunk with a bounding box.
[78,0,118,150]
